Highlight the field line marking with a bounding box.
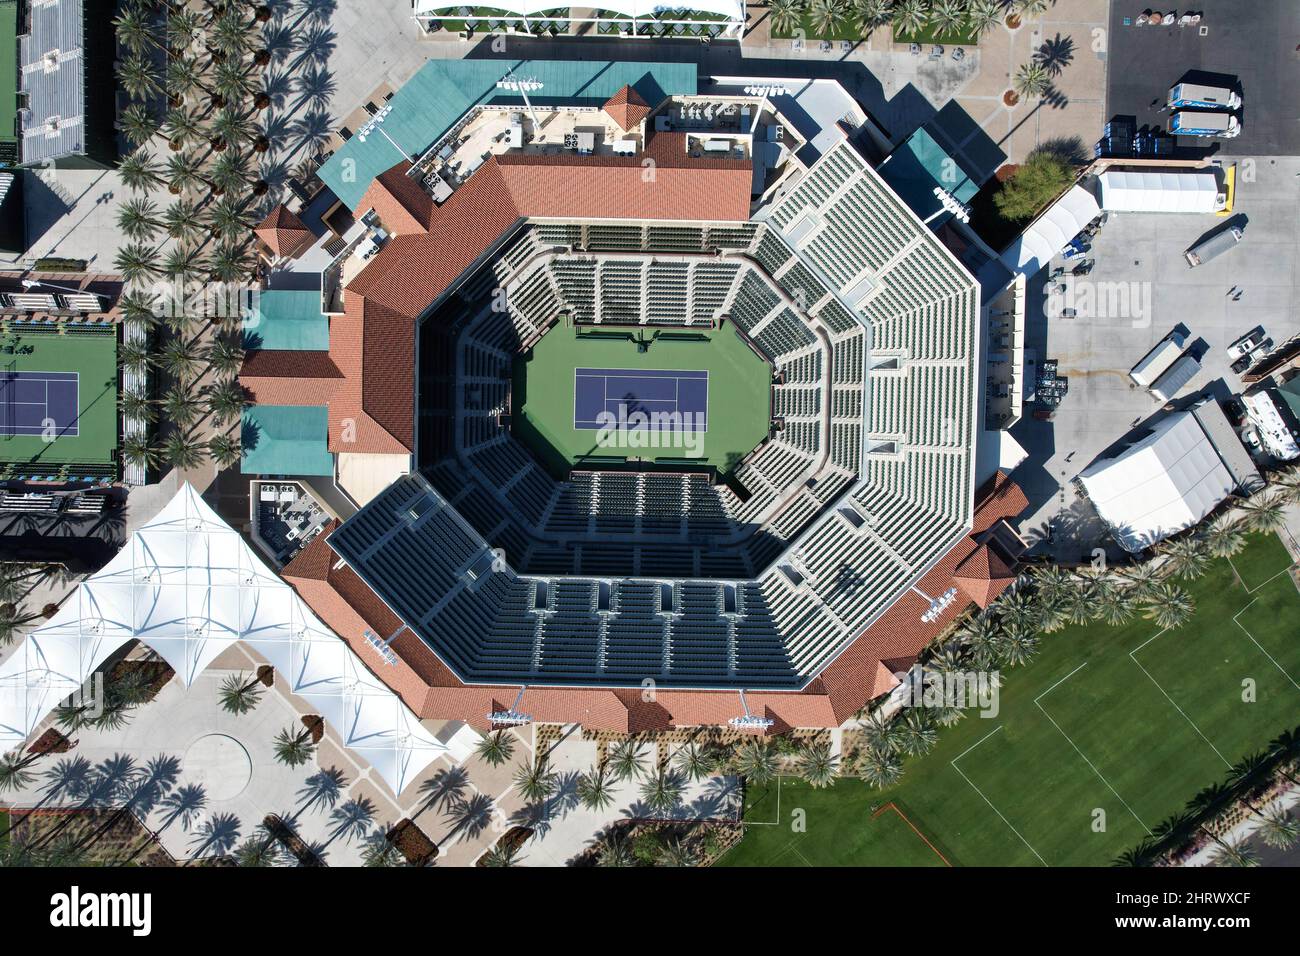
[949,724,1049,866]
[1033,662,1152,834]
[1231,601,1300,693]
[1226,547,1299,595]
[872,801,952,867]
[1129,631,1233,770]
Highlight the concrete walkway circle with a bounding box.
[184,733,254,801]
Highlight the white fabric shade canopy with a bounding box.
[413,0,744,19]
[1098,170,1220,214]
[999,184,1100,278]
[0,484,450,795]
[1077,412,1235,552]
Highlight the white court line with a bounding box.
[1231,602,1300,693]
[950,724,1049,866]
[1034,662,1153,833]
[1129,632,1233,770]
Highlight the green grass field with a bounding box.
[0,328,118,476]
[513,323,771,478]
[720,533,1300,867]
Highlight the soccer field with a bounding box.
[0,328,117,478]
[512,323,771,477]
[720,533,1300,867]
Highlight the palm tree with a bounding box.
[858,709,901,754]
[166,7,204,53]
[895,709,937,757]
[116,55,160,99]
[114,242,161,285]
[808,0,845,37]
[118,338,152,375]
[164,432,207,470]
[162,107,205,149]
[1013,61,1052,99]
[207,194,251,239]
[208,243,254,283]
[165,56,207,104]
[513,758,556,802]
[767,0,805,35]
[272,725,316,768]
[655,836,699,867]
[164,152,206,196]
[1120,559,1164,600]
[1203,514,1246,558]
[210,108,254,150]
[160,339,203,381]
[1161,536,1210,581]
[639,769,686,816]
[928,0,965,36]
[114,5,156,55]
[361,833,404,867]
[1031,564,1074,603]
[117,103,160,148]
[959,613,1005,668]
[212,58,253,108]
[206,379,246,425]
[1015,0,1052,16]
[234,834,284,866]
[731,739,777,785]
[218,672,263,714]
[989,589,1036,631]
[121,435,158,470]
[998,622,1041,667]
[119,387,155,424]
[474,730,514,767]
[1255,806,1300,850]
[119,150,165,192]
[209,9,255,59]
[1210,837,1259,867]
[1270,466,1300,506]
[607,740,648,782]
[163,199,207,244]
[795,743,838,788]
[117,197,162,242]
[1142,582,1195,630]
[673,742,713,781]
[480,842,522,866]
[893,0,927,35]
[596,835,636,867]
[1062,582,1099,625]
[856,743,903,789]
[966,0,1004,36]
[577,767,617,811]
[1098,588,1140,626]
[209,433,242,469]
[0,748,41,793]
[850,0,890,35]
[1242,493,1288,534]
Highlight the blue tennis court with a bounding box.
[574,367,708,432]
[0,371,79,437]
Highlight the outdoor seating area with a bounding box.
[254,482,331,565]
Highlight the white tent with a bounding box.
[1098,170,1220,214]
[413,0,745,21]
[999,184,1100,278]
[0,484,450,795]
[1078,412,1236,552]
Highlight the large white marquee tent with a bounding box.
[999,183,1100,278]
[412,0,745,27]
[1097,170,1221,214]
[0,484,450,795]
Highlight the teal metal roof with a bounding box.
[318,59,697,209]
[241,405,333,476]
[243,290,330,351]
[878,126,980,226]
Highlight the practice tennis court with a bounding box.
[574,367,708,431]
[0,370,79,437]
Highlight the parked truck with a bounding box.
[1149,354,1202,402]
[1130,331,1187,388]
[1169,110,1241,138]
[1184,225,1243,267]
[1167,82,1241,111]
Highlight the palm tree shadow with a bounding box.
[1035,32,1075,77]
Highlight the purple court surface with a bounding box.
[0,371,79,437]
[574,367,708,431]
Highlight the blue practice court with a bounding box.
[574,367,708,431]
[0,370,80,437]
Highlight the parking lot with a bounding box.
[1105,0,1300,156]
[1011,156,1300,561]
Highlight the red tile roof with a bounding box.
[953,543,1018,608]
[255,204,315,258]
[357,160,435,235]
[603,85,652,131]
